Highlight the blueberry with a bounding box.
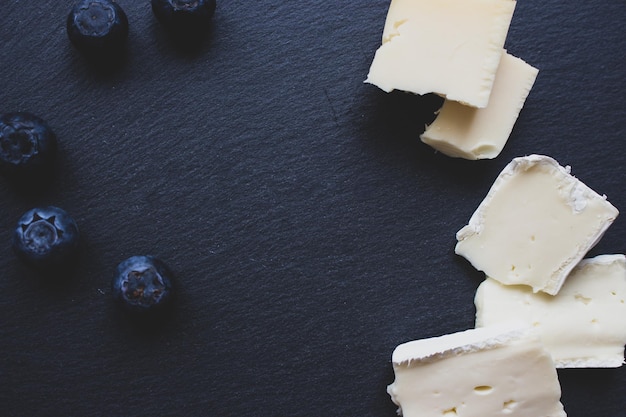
[112,256,174,313]
[151,0,216,34]
[0,112,57,181]
[66,0,129,52]
[12,206,80,269]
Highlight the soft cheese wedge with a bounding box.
[456,154,619,295]
[475,254,626,368]
[420,52,538,160]
[365,0,516,108]
[387,324,566,417]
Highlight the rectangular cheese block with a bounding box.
[365,0,516,108]
[475,254,626,368]
[387,324,566,417]
[420,52,538,160]
[456,154,619,295]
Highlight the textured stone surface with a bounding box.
[0,1,624,416]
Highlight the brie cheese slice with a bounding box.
[456,154,619,295]
[365,0,516,108]
[475,254,626,368]
[388,324,566,417]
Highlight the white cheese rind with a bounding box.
[455,154,619,295]
[391,323,529,365]
[420,52,538,160]
[365,0,516,108]
[388,325,566,417]
[475,254,626,368]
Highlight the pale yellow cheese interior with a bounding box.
[388,327,566,417]
[420,52,538,159]
[475,254,626,368]
[456,155,618,295]
[365,0,517,108]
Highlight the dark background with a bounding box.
[0,1,624,416]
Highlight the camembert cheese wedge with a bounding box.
[365,0,516,108]
[456,155,619,295]
[420,52,538,160]
[475,254,626,368]
[387,324,566,417]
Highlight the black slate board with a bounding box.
[0,1,624,416]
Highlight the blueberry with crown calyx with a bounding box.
[66,0,129,52]
[12,206,80,269]
[151,0,216,34]
[112,256,174,313]
[0,112,57,181]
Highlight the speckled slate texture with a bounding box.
[0,1,624,416]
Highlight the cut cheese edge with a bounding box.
[388,324,566,417]
[475,254,626,368]
[420,52,538,160]
[365,0,517,108]
[456,154,619,295]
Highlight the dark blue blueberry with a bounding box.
[151,0,216,34]
[12,206,80,269]
[66,0,129,52]
[0,112,57,181]
[112,256,174,313]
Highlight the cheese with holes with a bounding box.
[420,52,538,160]
[387,324,566,417]
[365,0,516,108]
[456,155,619,295]
[475,254,626,368]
